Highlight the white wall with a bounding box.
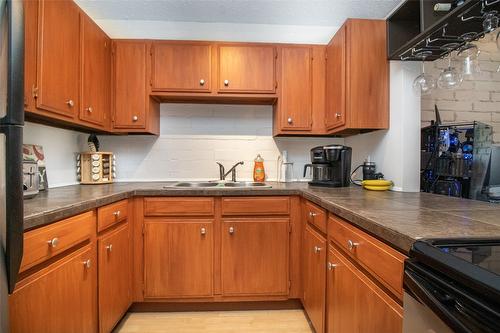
[23,122,87,187]
[99,104,344,182]
[345,61,421,192]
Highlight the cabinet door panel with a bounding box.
[80,15,110,128]
[24,0,38,112]
[152,43,212,92]
[326,245,402,333]
[221,218,289,296]
[218,45,275,93]
[113,42,147,128]
[98,223,130,333]
[325,25,346,130]
[144,220,213,298]
[303,225,326,333]
[37,0,80,118]
[10,245,97,333]
[278,47,312,130]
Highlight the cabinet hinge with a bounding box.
[288,280,291,292]
[289,224,292,234]
[275,81,278,89]
[32,85,38,99]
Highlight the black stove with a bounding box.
[404,239,500,333]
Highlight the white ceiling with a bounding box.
[75,0,403,44]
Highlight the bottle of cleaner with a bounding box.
[253,154,265,182]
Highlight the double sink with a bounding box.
[167,181,272,189]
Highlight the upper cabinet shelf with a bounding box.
[388,0,500,61]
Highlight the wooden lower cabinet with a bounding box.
[144,219,214,298]
[302,225,327,333]
[326,245,403,333]
[98,222,131,333]
[9,244,97,333]
[221,218,289,296]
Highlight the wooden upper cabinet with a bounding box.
[24,0,38,113]
[221,218,289,296]
[326,245,402,333]
[151,42,212,93]
[80,14,111,129]
[277,46,312,131]
[36,0,80,118]
[325,19,389,135]
[217,45,276,94]
[9,244,97,333]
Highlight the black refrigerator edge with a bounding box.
[0,0,24,332]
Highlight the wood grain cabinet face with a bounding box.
[24,0,38,113]
[326,245,402,333]
[144,220,214,298]
[152,43,212,92]
[80,14,111,128]
[221,218,289,296]
[218,45,276,94]
[9,244,97,333]
[302,225,326,333]
[98,223,131,333]
[325,25,346,131]
[36,0,80,118]
[277,47,312,131]
[112,41,147,129]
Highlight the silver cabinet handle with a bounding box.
[106,244,113,252]
[66,100,74,107]
[113,210,121,218]
[229,226,235,235]
[83,259,91,269]
[201,227,206,235]
[132,115,138,122]
[85,106,93,113]
[200,79,205,86]
[314,246,322,253]
[347,240,359,250]
[327,262,338,270]
[309,211,317,218]
[47,237,59,248]
[224,79,229,86]
[335,112,341,119]
[287,117,293,124]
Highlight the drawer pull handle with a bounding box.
[113,210,121,218]
[47,237,59,248]
[66,99,74,107]
[229,226,235,235]
[200,79,205,86]
[314,246,322,253]
[201,227,206,235]
[347,240,359,250]
[106,244,113,252]
[309,211,317,218]
[224,79,230,86]
[327,262,338,270]
[83,259,91,269]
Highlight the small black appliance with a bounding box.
[303,145,352,187]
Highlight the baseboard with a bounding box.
[129,299,303,312]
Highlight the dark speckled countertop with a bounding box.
[24,182,500,253]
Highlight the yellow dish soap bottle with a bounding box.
[253,154,265,182]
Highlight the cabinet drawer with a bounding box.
[144,197,215,216]
[97,199,128,232]
[328,215,406,299]
[221,197,290,216]
[20,211,95,272]
[304,200,327,233]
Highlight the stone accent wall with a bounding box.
[421,36,500,144]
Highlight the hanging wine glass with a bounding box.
[483,11,499,33]
[438,45,463,90]
[457,43,480,77]
[413,50,436,96]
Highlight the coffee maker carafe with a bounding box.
[303,145,352,187]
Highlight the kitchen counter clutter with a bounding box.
[24,182,500,253]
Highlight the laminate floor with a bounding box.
[113,310,313,333]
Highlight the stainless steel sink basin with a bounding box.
[167,181,272,189]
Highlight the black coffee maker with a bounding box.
[303,145,352,187]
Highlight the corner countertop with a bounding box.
[24,182,500,254]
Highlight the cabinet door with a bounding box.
[98,223,130,333]
[278,47,312,131]
[326,245,402,333]
[9,244,97,333]
[325,24,346,130]
[218,45,276,93]
[24,0,38,112]
[144,220,213,298]
[36,0,80,118]
[302,225,326,333]
[221,218,289,296]
[80,14,110,128]
[113,41,147,129]
[152,43,212,92]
